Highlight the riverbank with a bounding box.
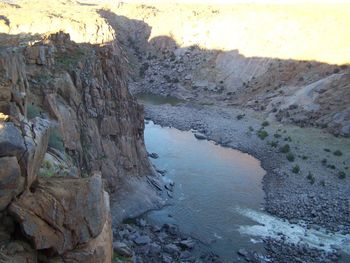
[142,102,350,262]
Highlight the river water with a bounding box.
[143,121,266,260]
[142,120,350,262]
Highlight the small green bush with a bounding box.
[248,126,254,132]
[261,121,269,127]
[48,130,64,152]
[268,141,278,148]
[292,165,300,174]
[338,171,346,179]
[273,133,281,138]
[323,148,331,152]
[302,155,308,160]
[320,180,326,187]
[39,160,55,177]
[257,129,269,140]
[327,164,336,170]
[27,104,44,119]
[236,114,245,120]
[286,153,295,162]
[284,136,292,142]
[333,150,343,156]
[279,144,290,153]
[307,172,315,184]
[321,159,327,165]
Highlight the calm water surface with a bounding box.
[143,121,266,260]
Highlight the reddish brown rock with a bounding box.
[9,175,107,254]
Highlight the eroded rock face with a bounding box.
[24,32,154,191]
[0,122,26,158]
[21,118,51,189]
[9,175,106,254]
[0,28,156,263]
[0,156,24,210]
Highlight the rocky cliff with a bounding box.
[0,28,160,262]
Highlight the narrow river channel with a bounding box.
[142,120,350,261]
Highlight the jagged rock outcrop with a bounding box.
[24,32,154,190]
[0,25,163,261]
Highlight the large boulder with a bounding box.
[0,122,26,158]
[21,118,50,189]
[9,174,107,254]
[0,156,24,211]
[57,192,112,263]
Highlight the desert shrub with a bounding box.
[248,126,254,132]
[284,136,292,142]
[327,164,336,170]
[292,165,300,174]
[279,144,290,153]
[338,171,346,179]
[257,129,268,140]
[307,172,315,184]
[274,133,281,138]
[48,129,64,152]
[286,153,295,162]
[261,121,269,127]
[236,114,245,120]
[333,150,343,156]
[302,155,308,160]
[324,148,331,152]
[39,160,55,177]
[268,141,278,148]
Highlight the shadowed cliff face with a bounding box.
[24,32,154,191]
[0,29,160,262]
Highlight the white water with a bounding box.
[237,207,350,255]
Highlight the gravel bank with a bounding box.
[140,103,350,262]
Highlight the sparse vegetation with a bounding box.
[236,114,245,120]
[320,180,326,187]
[333,150,343,156]
[38,160,55,177]
[257,129,268,140]
[324,148,331,152]
[55,47,87,71]
[286,153,295,162]
[248,126,254,132]
[48,129,64,152]
[279,144,290,153]
[307,172,315,184]
[327,164,336,170]
[321,159,327,165]
[292,165,300,174]
[261,121,269,127]
[268,141,278,148]
[273,133,281,138]
[302,155,308,160]
[338,171,346,179]
[284,136,292,142]
[27,104,44,119]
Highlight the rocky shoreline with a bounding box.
[129,103,350,263]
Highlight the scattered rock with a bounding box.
[113,241,132,257]
[134,235,151,245]
[194,132,207,140]
[148,152,159,159]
